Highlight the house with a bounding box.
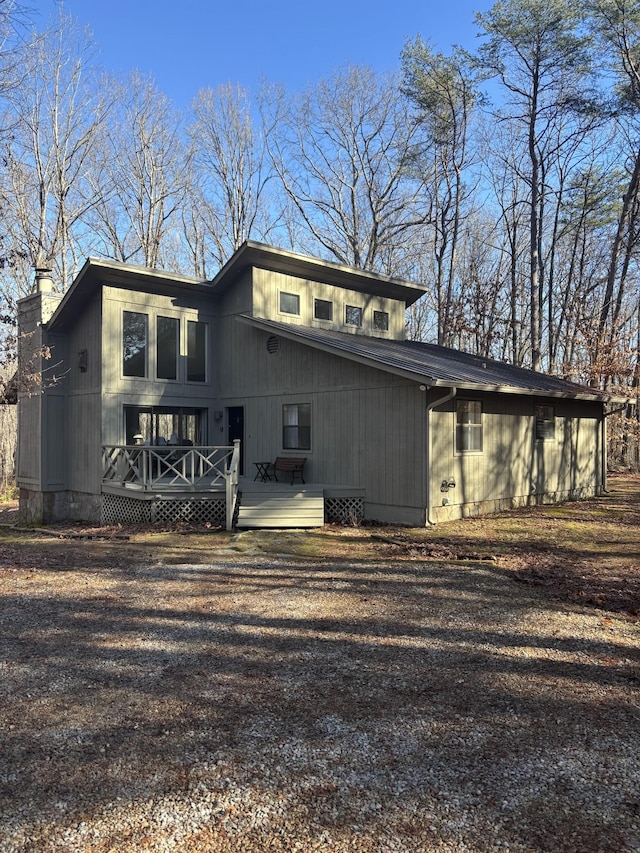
[17,241,610,529]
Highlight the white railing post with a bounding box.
[225,439,241,531]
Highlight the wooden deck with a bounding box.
[237,479,364,528]
[102,476,364,529]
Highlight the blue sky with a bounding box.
[31,0,491,106]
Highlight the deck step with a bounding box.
[236,488,324,528]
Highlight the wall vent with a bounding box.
[266,335,280,355]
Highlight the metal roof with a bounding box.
[238,315,609,402]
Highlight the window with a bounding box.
[283,403,311,450]
[535,405,555,441]
[456,400,483,452]
[125,405,207,446]
[156,316,179,380]
[314,298,333,321]
[345,305,362,326]
[187,320,207,382]
[279,291,300,315]
[123,311,148,377]
[373,310,389,331]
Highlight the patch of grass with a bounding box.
[1,474,638,617]
[0,481,18,503]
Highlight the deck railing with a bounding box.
[102,441,241,530]
[102,443,237,492]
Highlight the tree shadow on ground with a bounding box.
[1,553,638,853]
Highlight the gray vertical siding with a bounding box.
[219,320,427,516]
[251,267,406,339]
[20,256,606,526]
[430,393,603,520]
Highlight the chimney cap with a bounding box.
[34,265,54,293]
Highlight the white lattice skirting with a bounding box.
[324,496,364,525]
[102,494,226,526]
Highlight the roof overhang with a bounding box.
[45,258,209,332]
[238,315,610,402]
[210,241,428,307]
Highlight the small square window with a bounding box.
[456,400,483,453]
[345,305,362,326]
[280,292,300,315]
[314,298,333,321]
[535,405,555,440]
[373,310,389,331]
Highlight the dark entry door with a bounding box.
[227,406,244,475]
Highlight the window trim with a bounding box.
[279,291,301,316]
[345,304,363,327]
[186,319,208,383]
[535,404,556,441]
[122,310,149,379]
[282,402,311,451]
[455,399,483,454]
[156,315,180,381]
[373,310,389,331]
[314,297,333,322]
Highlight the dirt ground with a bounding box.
[0,478,639,852]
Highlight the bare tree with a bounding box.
[186,83,275,270]
[263,66,433,275]
[0,9,108,295]
[0,0,30,99]
[88,71,189,269]
[401,38,479,346]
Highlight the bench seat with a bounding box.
[272,456,306,484]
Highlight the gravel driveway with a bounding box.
[1,531,639,852]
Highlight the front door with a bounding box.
[227,406,244,475]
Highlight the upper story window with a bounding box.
[535,405,555,441]
[156,316,179,380]
[123,310,148,377]
[187,320,207,383]
[283,403,311,450]
[279,291,300,315]
[373,310,389,331]
[314,298,333,321]
[456,400,483,453]
[345,305,362,327]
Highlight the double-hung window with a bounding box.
[456,400,483,453]
[283,403,311,450]
[535,405,555,441]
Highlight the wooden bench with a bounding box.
[272,456,306,484]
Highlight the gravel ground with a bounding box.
[0,525,639,852]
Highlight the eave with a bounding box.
[238,315,610,403]
[210,241,428,307]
